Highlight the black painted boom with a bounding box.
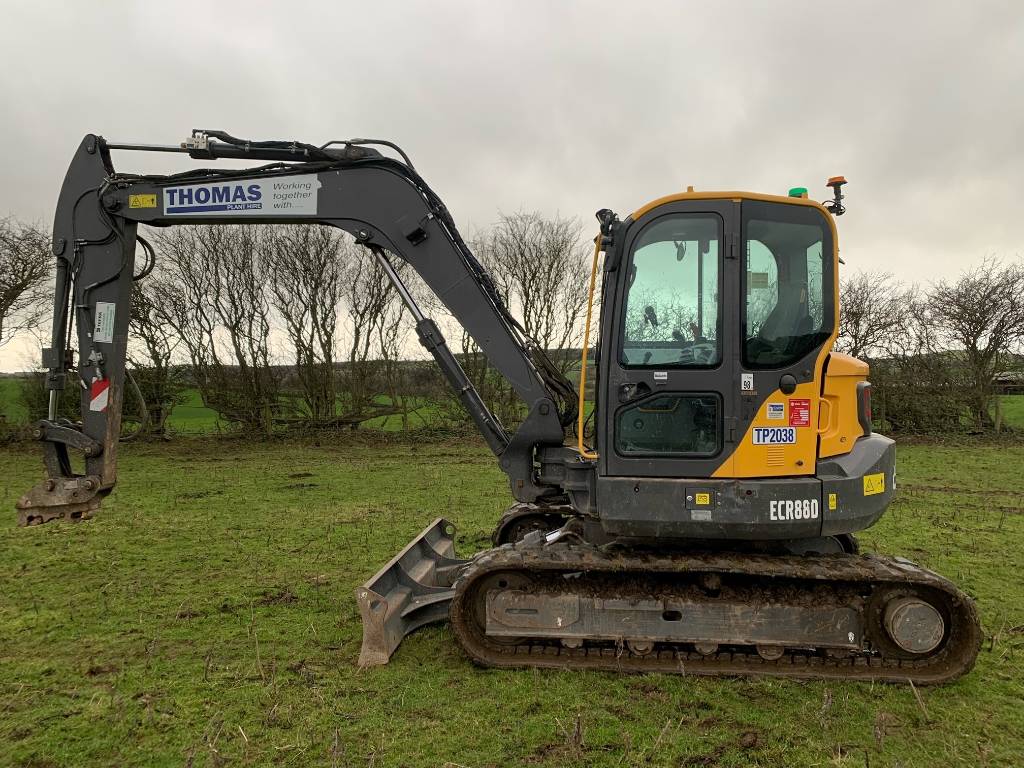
[16,133,575,525]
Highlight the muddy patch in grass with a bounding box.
[258,587,299,605]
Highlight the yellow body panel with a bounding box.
[714,379,825,478]
[819,353,869,458]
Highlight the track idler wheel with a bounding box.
[866,587,951,659]
[883,597,945,654]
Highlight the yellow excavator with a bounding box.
[18,130,981,684]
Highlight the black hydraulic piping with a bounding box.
[367,246,510,455]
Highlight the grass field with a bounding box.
[0,377,28,424]
[1,436,1023,767]
[998,394,1024,430]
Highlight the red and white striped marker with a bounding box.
[89,379,110,412]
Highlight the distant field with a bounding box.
[164,390,444,434]
[167,391,1023,433]
[1,437,1022,766]
[0,377,28,423]
[0,381,447,435]
[999,394,1024,429]
[6,379,1024,436]
[164,388,221,434]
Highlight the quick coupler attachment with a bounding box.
[15,421,105,526]
[355,517,470,667]
[16,476,104,526]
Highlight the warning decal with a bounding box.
[789,398,810,427]
[129,194,157,209]
[90,379,110,412]
[863,472,886,496]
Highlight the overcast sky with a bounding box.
[1,1,1021,370]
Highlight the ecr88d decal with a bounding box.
[769,499,820,521]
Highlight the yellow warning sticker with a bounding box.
[863,472,886,496]
[695,492,711,506]
[129,194,157,209]
[828,493,837,510]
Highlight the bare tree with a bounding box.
[925,258,1024,430]
[866,261,1024,433]
[836,271,913,359]
[622,285,698,346]
[336,245,409,423]
[432,212,589,426]
[835,270,969,433]
[374,271,413,429]
[870,292,970,433]
[0,217,51,348]
[125,280,186,436]
[263,225,346,423]
[151,226,280,433]
[482,211,590,370]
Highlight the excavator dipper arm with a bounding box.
[16,132,577,525]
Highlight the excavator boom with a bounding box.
[18,131,577,526]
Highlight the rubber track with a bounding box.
[449,542,982,685]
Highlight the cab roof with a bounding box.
[631,190,831,221]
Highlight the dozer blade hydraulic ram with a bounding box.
[355,518,469,666]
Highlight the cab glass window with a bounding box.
[743,204,833,368]
[615,393,720,456]
[620,214,721,367]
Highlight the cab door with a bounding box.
[726,199,837,478]
[599,200,740,479]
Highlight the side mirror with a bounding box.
[643,305,659,328]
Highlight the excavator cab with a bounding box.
[585,192,895,543]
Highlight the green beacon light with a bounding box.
[788,186,808,198]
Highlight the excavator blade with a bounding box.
[355,517,470,667]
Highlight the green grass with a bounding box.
[1,437,1023,767]
[999,394,1024,429]
[164,387,222,434]
[0,377,29,424]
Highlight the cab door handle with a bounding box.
[817,398,833,434]
[618,381,652,403]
